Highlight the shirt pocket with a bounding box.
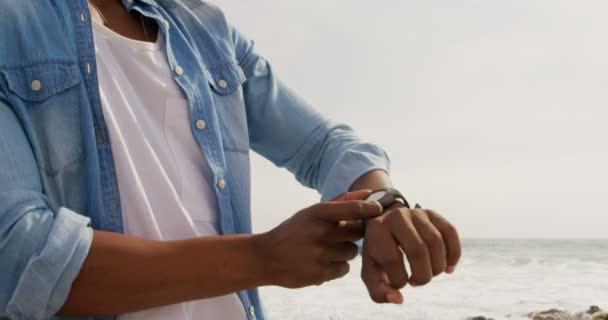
[0,61,84,175]
[205,63,250,154]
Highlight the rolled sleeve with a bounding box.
[231,26,392,201]
[1,90,93,320]
[320,143,391,201]
[6,207,93,320]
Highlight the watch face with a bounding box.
[366,190,388,202]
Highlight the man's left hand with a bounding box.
[361,204,461,304]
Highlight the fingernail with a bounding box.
[371,200,383,210]
[446,265,456,274]
[386,292,403,304]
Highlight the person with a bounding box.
[0,1,461,319]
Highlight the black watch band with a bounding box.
[363,187,410,209]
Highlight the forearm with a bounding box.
[58,230,268,317]
[349,169,393,192]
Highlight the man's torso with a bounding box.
[0,0,260,319]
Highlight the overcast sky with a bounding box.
[216,0,608,238]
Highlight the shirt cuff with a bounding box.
[7,207,93,320]
[320,143,391,201]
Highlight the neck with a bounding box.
[90,0,121,9]
[88,0,158,43]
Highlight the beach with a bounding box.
[260,239,608,319]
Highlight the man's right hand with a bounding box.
[255,190,383,289]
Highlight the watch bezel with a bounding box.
[364,187,410,209]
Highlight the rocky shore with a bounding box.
[467,306,608,320]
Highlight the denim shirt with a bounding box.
[0,1,390,319]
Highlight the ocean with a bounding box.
[259,239,608,319]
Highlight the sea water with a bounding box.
[260,239,608,319]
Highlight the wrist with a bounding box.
[250,232,276,287]
[349,170,392,192]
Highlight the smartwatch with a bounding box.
[363,187,410,209]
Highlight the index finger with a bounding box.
[330,190,373,202]
[427,210,461,270]
[315,200,383,222]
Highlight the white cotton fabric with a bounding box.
[91,15,246,320]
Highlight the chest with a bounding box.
[0,1,251,224]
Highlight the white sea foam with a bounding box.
[260,239,608,319]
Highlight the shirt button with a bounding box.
[217,179,226,190]
[249,305,255,317]
[31,79,42,92]
[218,79,228,89]
[80,11,87,22]
[175,66,184,76]
[195,119,206,130]
[163,20,170,30]
[86,62,92,74]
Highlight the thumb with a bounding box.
[315,200,383,222]
[331,190,373,202]
[362,255,404,304]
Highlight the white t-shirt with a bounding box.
[91,14,246,320]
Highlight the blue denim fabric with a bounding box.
[0,0,390,319]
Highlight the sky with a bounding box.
[215,0,608,238]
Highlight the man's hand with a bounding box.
[361,204,461,304]
[255,190,383,289]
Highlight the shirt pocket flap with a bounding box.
[2,62,80,102]
[205,63,246,95]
